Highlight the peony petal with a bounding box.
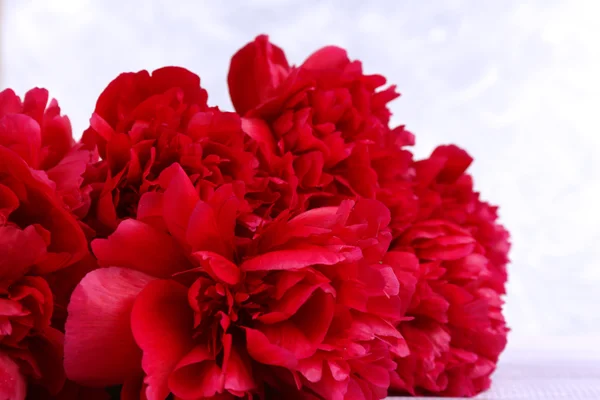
[64,267,155,386]
[161,164,199,244]
[0,88,22,117]
[136,192,167,231]
[0,352,26,400]
[168,345,222,399]
[258,281,330,324]
[301,46,350,72]
[241,247,348,271]
[191,251,240,285]
[244,327,297,369]
[131,279,194,400]
[0,146,88,274]
[186,201,230,257]
[0,225,47,288]
[224,345,255,393]
[241,118,276,155]
[92,219,191,278]
[0,114,42,168]
[298,356,323,383]
[228,35,290,115]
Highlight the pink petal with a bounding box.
[131,279,194,400]
[0,352,26,400]
[92,219,191,278]
[64,267,155,386]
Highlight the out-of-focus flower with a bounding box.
[389,145,509,397]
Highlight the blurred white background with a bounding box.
[1,0,599,343]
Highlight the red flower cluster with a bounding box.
[0,89,106,399]
[0,35,509,399]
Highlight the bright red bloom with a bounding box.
[0,144,89,398]
[228,35,413,221]
[411,145,510,293]
[64,164,410,400]
[389,145,509,397]
[80,67,257,237]
[0,88,95,219]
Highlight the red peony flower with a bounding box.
[0,88,96,220]
[64,164,411,400]
[0,143,89,398]
[80,67,257,238]
[388,145,509,397]
[228,35,414,222]
[411,145,510,293]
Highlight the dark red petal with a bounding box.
[92,219,190,278]
[64,267,154,386]
[131,279,194,400]
[228,35,290,115]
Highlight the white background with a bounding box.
[2,0,599,344]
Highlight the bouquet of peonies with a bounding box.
[0,35,509,400]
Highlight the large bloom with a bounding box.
[0,143,88,398]
[81,67,257,237]
[65,164,412,400]
[389,145,509,397]
[228,35,414,222]
[0,88,95,220]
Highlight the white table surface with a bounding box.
[389,336,600,400]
